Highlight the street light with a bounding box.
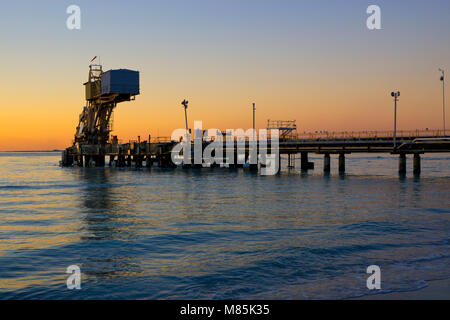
[181,99,189,136]
[439,68,446,135]
[252,102,256,141]
[391,91,400,149]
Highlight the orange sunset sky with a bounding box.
[0,0,449,151]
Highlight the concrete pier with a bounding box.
[300,152,314,170]
[399,154,407,174]
[324,153,331,173]
[338,153,345,173]
[301,152,308,170]
[413,154,421,175]
[60,131,450,177]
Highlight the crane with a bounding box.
[74,64,139,147]
[74,64,139,145]
[61,63,140,167]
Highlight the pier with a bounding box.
[62,129,450,175]
[61,64,450,174]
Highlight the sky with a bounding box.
[0,0,449,151]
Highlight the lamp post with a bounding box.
[252,102,256,141]
[181,99,189,136]
[439,69,446,135]
[391,91,400,150]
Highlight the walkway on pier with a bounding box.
[62,129,450,175]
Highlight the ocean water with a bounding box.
[0,152,449,299]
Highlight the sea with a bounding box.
[0,152,449,299]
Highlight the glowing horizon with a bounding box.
[1,0,449,151]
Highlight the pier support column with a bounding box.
[399,154,407,174]
[413,154,421,175]
[338,153,345,173]
[288,154,295,168]
[245,146,258,171]
[229,148,238,168]
[301,152,309,170]
[145,155,152,168]
[134,156,142,168]
[233,149,239,168]
[301,152,314,170]
[118,155,126,167]
[93,155,104,167]
[324,153,331,173]
[278,153,281,171]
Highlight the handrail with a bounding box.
[276,129,449,141]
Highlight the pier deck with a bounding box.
[61,129,450,174]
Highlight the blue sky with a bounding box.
[1,1,449,150]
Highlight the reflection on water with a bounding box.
[73,169,143,282]
[77,169,125,241]
[0,152,449,299]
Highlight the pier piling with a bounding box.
[413,154,421,175]
[324,153,331,173]
[146,156,152,168]
[338,153,345,173]
[301,152,308,170]
[399,154,407,174]
[288,154,295,168]
[61,127,449,174]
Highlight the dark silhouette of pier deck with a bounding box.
[62,129,450,175]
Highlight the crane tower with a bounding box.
[75,64,140,146]
[61,64,140,166]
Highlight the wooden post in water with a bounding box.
[399,153,407,174]
[338,153,345,173]
[301,152,309,170]
[413,153,421,175]
[324,153,331,173]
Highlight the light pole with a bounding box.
[439,68,446,135]
[181,99,189,136]
[252,102,256,141]
[391,91,400,150]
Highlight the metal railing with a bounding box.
[77,130,449,153]
[280,129,449,142]
[151,137,172,143]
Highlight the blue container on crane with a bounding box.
[101,69,140,96]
